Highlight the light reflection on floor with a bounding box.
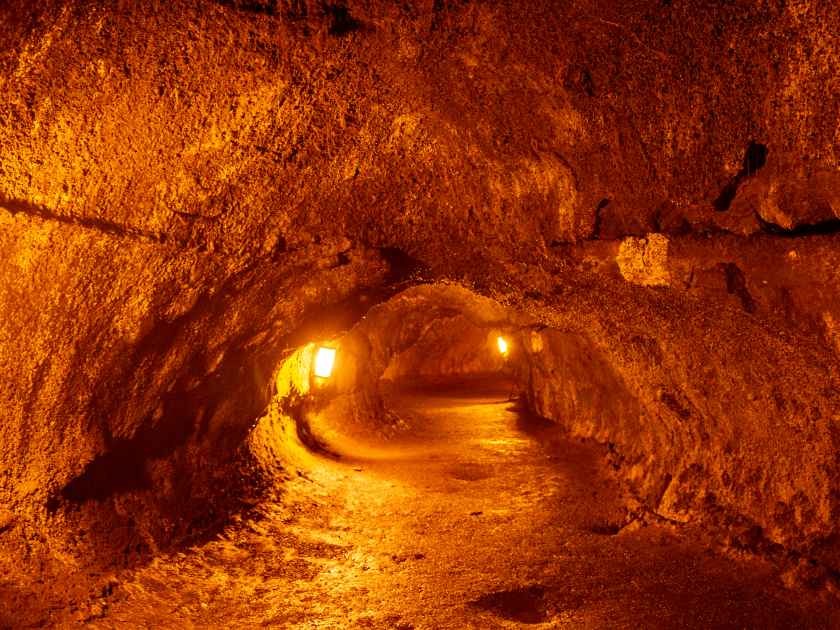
[92,380,840,629]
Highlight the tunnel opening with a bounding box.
[13,273,840,626]
[170,279,840,628]
[247,283,526,471]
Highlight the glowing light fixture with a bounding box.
[497,336,509,355]
[314,346,337,378]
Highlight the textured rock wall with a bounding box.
[0,213,387,543]
[0,0,838,586]
[3,1,838,261]
[514,233,840,572]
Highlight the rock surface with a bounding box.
[0,0,839,618]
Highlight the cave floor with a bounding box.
[89,380,839,629]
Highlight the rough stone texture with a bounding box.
[1,0,840,614]
[515,235,840,574]
[0,217,389,614]
[615,233,671,286]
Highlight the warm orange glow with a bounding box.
[497,336,509,355]
[314,346,337,378]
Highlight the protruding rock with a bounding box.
[616,233,670,287]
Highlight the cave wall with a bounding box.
[0,214,387,543]
[3,0,838,267]
[0,0,838,584]
[512,234,840,572]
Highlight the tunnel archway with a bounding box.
[104,279,836,629]
[247,283,523,470]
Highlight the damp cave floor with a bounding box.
[88,380,840,629]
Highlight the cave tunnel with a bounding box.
[2,0,840,627]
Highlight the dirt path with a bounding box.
[90,382,840,628]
